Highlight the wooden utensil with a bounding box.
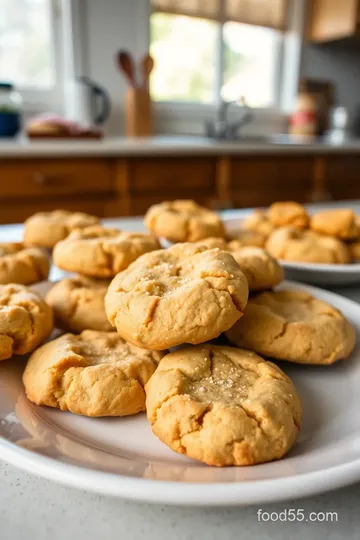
[141,54,154,89]
[116,50,136,87]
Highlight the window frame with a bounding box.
[147,0,306,135]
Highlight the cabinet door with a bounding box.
[325,155,360,200]
[230,156,313,208]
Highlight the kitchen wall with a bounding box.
[80,0,148,136]
[302,39,360,114]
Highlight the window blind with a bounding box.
[151,0,288,30]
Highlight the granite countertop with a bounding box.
[2,207,360,539]
[1,135,360,158]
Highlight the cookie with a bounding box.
[146,345,301,466]
[46,276,113,333]
[269,201,309,229]
[310,209,360,240]
[23,330,164,417]
[226,290,355,365]
[0,242,50,285]
[227,229,266,248]
[349,241,360,261]
[194,237,228,250]
[106,243,248,350]
[266,227,351,264]
[24,210,99,248]
[0,284,53,361]
[53,226,161,278]
[241,210,274,237]
[144,200,225,242]
[228,246,284,291]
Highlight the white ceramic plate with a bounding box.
[1,280,360,506]
[223,216,360,286]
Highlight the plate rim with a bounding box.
[1,280,360,506]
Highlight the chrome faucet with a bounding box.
[205,96,253,140]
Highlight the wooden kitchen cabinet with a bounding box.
[229,156,314,207]
[308,0,360,42]
[0,151,358,224]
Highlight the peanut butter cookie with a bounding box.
[106,243,248,350]
[24,210,99,248]
[266,227,351,264]
[226,290,355,365]
[228,246,284,291]
[269,201,309,229]
[23,330,164,417]
[144,200,225,242]
[349,241,360,261]
[0,284,53,361]
[0,242,50,285]
[146,345,301,466]
[46,276,113,333]
[310,209,360,240]
[53,226,161,278]
[241,210,274,238]
[227,229,266,248]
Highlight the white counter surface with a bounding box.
[2,206,360,540]
[1,135,360,158]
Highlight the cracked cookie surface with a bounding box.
[53,226,161,278]
[266,226,351,264]
[105,243,248,350]
[196,240,283,292]
[146,345,301,466]
[24,210,99,248]
[310,209,360,240]
[0,284,53,361]
[269,201,309,229]
[226,290,355,365]
[144,200,225,242]
[0,242,50,285]
[23,330,164,417]
[46,276,113,332]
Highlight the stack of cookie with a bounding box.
[18,201,355,469]
[240,201,360,264]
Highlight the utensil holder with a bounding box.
[125,88,152,137]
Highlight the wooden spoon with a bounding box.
[141,54,154,89]
[116,50,136,87]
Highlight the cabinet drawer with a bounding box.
[325,156,360,199]
[129,158,216,192]
[0,159,113,198]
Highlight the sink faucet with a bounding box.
[205,96,253,140]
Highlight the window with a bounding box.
[150,0,287,108]
[0,0,57,90]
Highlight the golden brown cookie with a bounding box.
[24,210,99,248]
[269,201,309,229]
[144,200,225,242]
[146,345,301,466]
[46,276,113,333]
[310,209,360,240]
[349,241,360,261]
[228,246,284,292]
[53,226,161,278]
[23,330,164,417]
[226,290,355,365]
[0,284,53,361]
[266,227,351,264]
[0,242,50,285]
[194,237,228,250]
[106,243,248,350]
[241,210,274,238]
[227,229,266,248]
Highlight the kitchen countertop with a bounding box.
[2,207,360,539]
[1,135,360,158]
